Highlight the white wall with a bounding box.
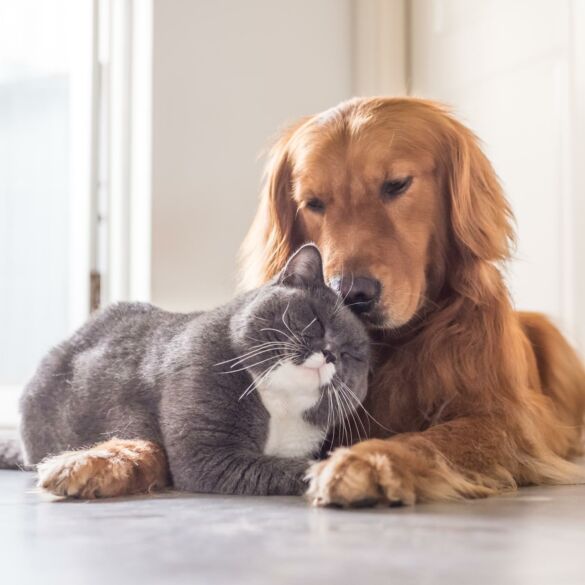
[150,0,353,312]
[410,0,585,354]
[143,0,585,356]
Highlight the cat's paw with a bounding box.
[37,439,168,499]
[305,446,415,508]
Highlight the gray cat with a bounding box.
[3,244,370,496]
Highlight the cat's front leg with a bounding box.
[169,449,310,496]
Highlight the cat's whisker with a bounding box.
[336,377,396,435]
[259,327,299,346]
[282,302,303,344]
[245,335,274,345]
[288,354,306,365]
[314,381,328,411]
[331,265,345,314]
[330,378,364,442]
[213,342,295,367]
[245,354,304,398]
[332,272,355,316]
[347,394,364,444]
[328,385,336,445]
[214,340,294,363]
[317,385,333,455]
[351,396,369,443]
[326,385,335,448]
[338,380,357,445]
[238,360,281,401]
[216,351,278,370]
[301,317,317,335]
[239,362,276,401]
[226,345,297,369]
[248,315,269,324]
[329,386,340,448]
[332,381,351,446]
[330,381,347,445]
[337,300,371,312]
[337,384,367,443]
[334,383,355,444]
[220,355,281,375]
[330,381,348,447]
[323,384,337,447]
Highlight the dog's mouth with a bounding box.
[327,270,426,330]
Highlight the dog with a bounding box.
[240,97,585,507]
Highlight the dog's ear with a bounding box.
[445,118,515,264]
[239,118,310,289]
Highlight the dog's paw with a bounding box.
[305,447,415,508]
[37,439,167,499]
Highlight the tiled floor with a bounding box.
[1,468,585,585]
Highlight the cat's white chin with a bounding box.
[257,352,334,458]
[256,352,336,414]
[263,356,335,401]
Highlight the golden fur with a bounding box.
[37,439,168,499]
[241,97,585,506]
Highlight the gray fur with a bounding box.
[6,245,370,495]
[0,438,23,469]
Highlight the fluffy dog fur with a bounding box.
[241,97,585,507]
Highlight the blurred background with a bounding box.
[1,0,584,426]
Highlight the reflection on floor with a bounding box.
[1,467,585,585]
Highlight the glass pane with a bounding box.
[0,0,91,417]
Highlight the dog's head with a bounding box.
[241,98,514,330]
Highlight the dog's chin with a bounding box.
[356,306,420,333]
[345,290,426,331]
[353,309,386,330]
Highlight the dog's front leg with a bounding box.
[306,415,583,507]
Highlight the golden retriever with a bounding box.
[241,97,585,506]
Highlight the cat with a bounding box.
[5,244,370,497]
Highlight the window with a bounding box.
[0,0,95,425]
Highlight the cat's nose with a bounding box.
[322,349,336,364]
[329,275,381,314]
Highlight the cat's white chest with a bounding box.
[257,359,332,458]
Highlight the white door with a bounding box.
[409,0,585,354]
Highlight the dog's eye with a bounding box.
[305,198,326,213]
[381,176,413,200]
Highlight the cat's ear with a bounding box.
[279,244,325,288]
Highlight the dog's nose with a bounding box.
[329,276,381,314]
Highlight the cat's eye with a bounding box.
[381,176,412,200]
[305,197,326,213]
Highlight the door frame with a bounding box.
[97,0,153,307]
[570,0,585,353]
[351,0,407,96]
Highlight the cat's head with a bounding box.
[230,244,370,430]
